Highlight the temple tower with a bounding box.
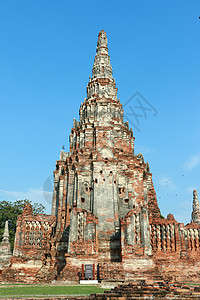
[191,190,200,224]
[50,31,160,272]
[0,221,12,269]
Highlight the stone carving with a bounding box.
[137,153,144,164]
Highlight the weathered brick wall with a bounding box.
[0,204,56,283]
[68,208,98,255]
[13,204,56,260]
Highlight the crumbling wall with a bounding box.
[0,204,56,283]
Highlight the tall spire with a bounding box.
[3,220,9,239]
[65,31,126,157]
[86,30,118,102]
[0,220,12,258]
[92,30,113,80]
[191,190,200,224]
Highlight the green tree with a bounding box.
[0,199,45,252]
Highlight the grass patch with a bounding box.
[0,285,108,296]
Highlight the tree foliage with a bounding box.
[0,199,45,252]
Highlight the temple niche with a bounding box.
[0,31,200,283]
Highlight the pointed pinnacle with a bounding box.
[193,190,199,208]
[92,31,113,81]
[98,30,107,40]
[3,220,9,238]
[97,30,108,53]
[191,190,200,224]
[193,190,198,201]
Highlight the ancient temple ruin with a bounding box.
[0,30,200,283]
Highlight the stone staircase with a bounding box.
[12,281,200,299]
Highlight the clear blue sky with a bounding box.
[0,1,199,223]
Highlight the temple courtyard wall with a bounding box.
[1,203,200,284]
